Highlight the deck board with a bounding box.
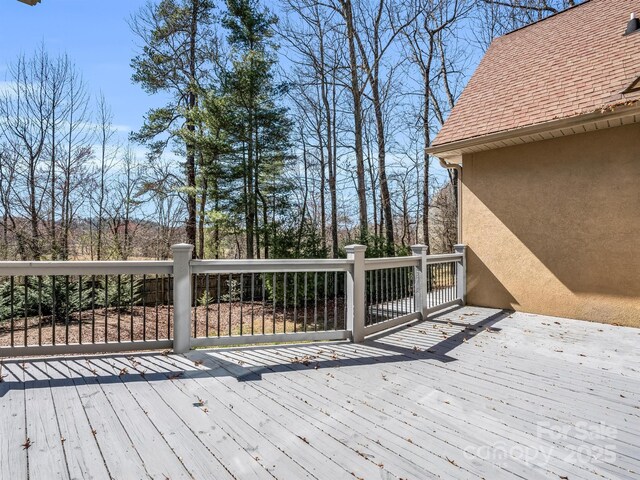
[173,356,385,480]
[67,358,151,479]
[1,306,639,479]
[272,347,631,480]
[107,358,238,480]
[45,359,111,480]
[0,361,28,479]
[130,355,287,479]
[87,357,194,480]
[210,347,553,479]
[24,361,70,480]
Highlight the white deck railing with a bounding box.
[0,244,466,356]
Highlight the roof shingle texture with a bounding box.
[433,0,640,147]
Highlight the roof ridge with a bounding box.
[502,0,592,37]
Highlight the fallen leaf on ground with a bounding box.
[291,355,316,366]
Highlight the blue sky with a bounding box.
[1,0,154,137]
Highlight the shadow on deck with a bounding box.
[0,306,511,390]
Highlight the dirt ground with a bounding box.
[0,300,346,348]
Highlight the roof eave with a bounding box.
[427,101,640,160]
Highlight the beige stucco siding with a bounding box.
[462,122,640,326]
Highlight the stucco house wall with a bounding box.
[462,123,640,326]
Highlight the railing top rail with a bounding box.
[364,256,421,271]
[0,260,173,276]
[191,258,353,274]
[426,253,463,264]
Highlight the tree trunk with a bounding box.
[317,122,327,253]
[422,83,431,254]
[50,114,57,260]
[28,156,40,260]
[329,63,339,258]
[198,165,208,259]
[372,78,394,254]
[341,0,368,242]
[185,0,200,254]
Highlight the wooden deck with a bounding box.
[1,306,639,479]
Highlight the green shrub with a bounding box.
[0,275,143,323]
[264,271,341,307]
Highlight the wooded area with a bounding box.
[0,0,578,261]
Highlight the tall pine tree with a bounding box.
[129,0,216,253]
[222,0,293,259]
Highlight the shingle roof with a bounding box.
[432,0,640,147]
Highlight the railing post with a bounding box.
[411,244,429,320]
[454,244,467,305]
[171,243,194,354]
[346,244,366,343]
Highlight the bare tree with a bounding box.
[350,0,421,253]
[46,54,72,260]
[92,94,118,260]
[0,49,55,259]
[58,64,92,259]
[142,159,187,259]
[333,0,369,242]
[430,180,457,253]
[475,0,578,48]
[106,148,143,260]
[0,145,17,259]
[402,0,468,251]
[280,0,346,257]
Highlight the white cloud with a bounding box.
[0,81,18,97]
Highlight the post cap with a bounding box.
[345,244,367,252]
[410,244,428,254]
[171,243,194,252]
[453,244,467,253]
